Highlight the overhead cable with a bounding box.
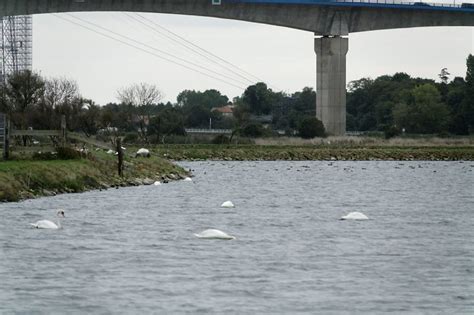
[134,13,266,83]
[125,12,256,85]
[64,13,249,86]
[52,14,246,89]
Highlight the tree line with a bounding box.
[348,55,474,135]
[0,54,472,144]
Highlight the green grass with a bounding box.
[0,152,187,202]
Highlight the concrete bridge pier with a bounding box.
[315,35,348,136]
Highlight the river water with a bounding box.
[0,161,473,314]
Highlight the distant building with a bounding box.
[211,104,234,118]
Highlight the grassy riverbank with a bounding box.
[0,152,187,202]
[2,136,473,201]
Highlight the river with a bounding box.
[0,161,473,314]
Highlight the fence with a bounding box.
[1,114,68,160]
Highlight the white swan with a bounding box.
[135,148,150,157]
[194,229,235,240]
[221,201,235,208]
[154,181,161,186]
[340,211,369,220]
[183,177,193,182]
[30,210,65,229]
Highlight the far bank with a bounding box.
[150,140,474,161]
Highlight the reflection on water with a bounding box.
[0,161,473,313]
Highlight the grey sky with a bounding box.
[32,10,474,105]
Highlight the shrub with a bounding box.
[212,134,230,144]
[32,151,58,160]
[123,133,139,144]
[240,123,265,138]
[383,125,401,139]
[56,147,82,160]
[298,117,325,139]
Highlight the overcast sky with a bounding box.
[32,8,474,105]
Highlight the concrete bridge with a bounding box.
[1,0,473,135]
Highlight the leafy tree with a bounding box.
[0,70,45,130]
[177,89,228,109]
[176,89,230,129]
[0,70,47,146]
[242,82,273,115]
[464,54,474,132]
[393,84,450,134]
[148,107,185,143]
[298,116,325,138]
[347,73,435,131]
[292,87,315,113]
[443,77,468,134]
[184,104,210,128]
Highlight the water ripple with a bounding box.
[0,161,473,313]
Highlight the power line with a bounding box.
[134,13,266,83]
[52,14,246,89]
[125,13,256,85]
[64,13,249,87]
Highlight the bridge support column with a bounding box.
[314,35,348,136]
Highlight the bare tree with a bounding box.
[116,83,164,143]
[43,77,80,109]
[117,82,163,107]
[40,77,83,130]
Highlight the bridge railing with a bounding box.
[185,128,233,135]
[227,0,474,10]
[330,0,465,9]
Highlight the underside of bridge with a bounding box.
[1,0,473,135]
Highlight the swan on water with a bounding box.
[194,229,235,240]
[340,212,369,220]
[30,210,65,229]
[154,181,161,186]
[183,177,193,182]
[221,201,235,208]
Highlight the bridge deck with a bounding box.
[226,0,474,12]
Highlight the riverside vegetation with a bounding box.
[1,56,473,201]
[0,55,473,146]
[1,136,472,202]
[0,148,188,202]
[153,142,474,161]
